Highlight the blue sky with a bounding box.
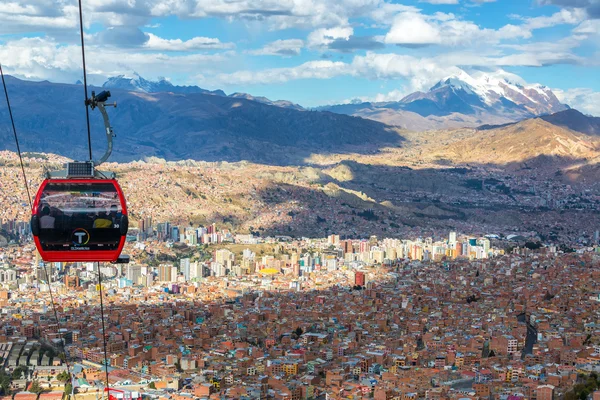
[0,0,599,114]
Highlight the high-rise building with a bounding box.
[180,258,191,281]
[355,271,365,286]
[449,232,457,244]
[158,265,172,282]
[126,265,142,283]
[359,240,370,253]
[216,249,235,265]
[327,234,340,245]
[190,262,203,280]
[171,227,180,242]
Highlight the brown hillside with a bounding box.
[429,119,599,165]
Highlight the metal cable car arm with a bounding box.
[86,90,117,167]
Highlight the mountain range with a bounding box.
[319,69,570,131]
[0,75,398,165]
[0,71,597,167]
[102,73,304,111]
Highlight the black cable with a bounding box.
[1,63,75,399]
[78,0,93,161]
[97,262,110,392]
[0,63,32,209]
[42,265,74,395]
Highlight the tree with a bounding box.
[0,371,11,395]
[64,382,73,397]
[12,366,26,380]
[148,382,156,389]
[57,371,70,383]
[30,380,43,394]
[174,361,183,373]
[295,327,303,337]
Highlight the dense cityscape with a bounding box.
[0,217,599,400]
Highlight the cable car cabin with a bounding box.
[31,178,128,262]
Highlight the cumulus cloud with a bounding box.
[210,49,589,93]
[537,0,600,19]
[91,28,234,50]
[213,52,462,93]
[307,26,354,47]
[384,11,531,47]
[0,1,79,34]
[554,87,600,115]
[247,39,304,56]
[383,8,588,48]
[384,12,442,46]
[327,35,385,52]
[573,18,600,33]
[525,8,587,29]
[214,60,351,85]
[0,36,233,84]
[0,0,395,32]
[144,33,235,51]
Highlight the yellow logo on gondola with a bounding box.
[72,228,90,246]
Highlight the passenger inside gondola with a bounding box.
[39,206,55,229]
[94,208,113,228]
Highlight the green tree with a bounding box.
[12,366,27,380]
[64,382,73,398]
[174,362,183,373]
[0,371,11,395]
[295,327,303,337]
[148,382,156,389]
[30,380,43,394]
[57,371,70,383]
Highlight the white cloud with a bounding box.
[525,8,587,29]
[307,26,354,47]
[144,33,235,51]
[247,39,304,56]
[211,48,586,92]
[0,0,392,32]
[351,52,465,92]
[384,11,531,47]
[384,12,442,45]
[0,2,80,33]
[573,19,600,34]
[369,3,420,25]
[0,36,233,84]
[214,60,351,85]
[213,52,458,93]
[554,87,600,116]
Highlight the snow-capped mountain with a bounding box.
[102,73,226,96]
[320,69,570,130]
[425,69,567,116]
[102,73,304,110]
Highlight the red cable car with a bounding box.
[31,177,128,262]
[30,91,129,263]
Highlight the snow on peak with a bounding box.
[432,68,551,106]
